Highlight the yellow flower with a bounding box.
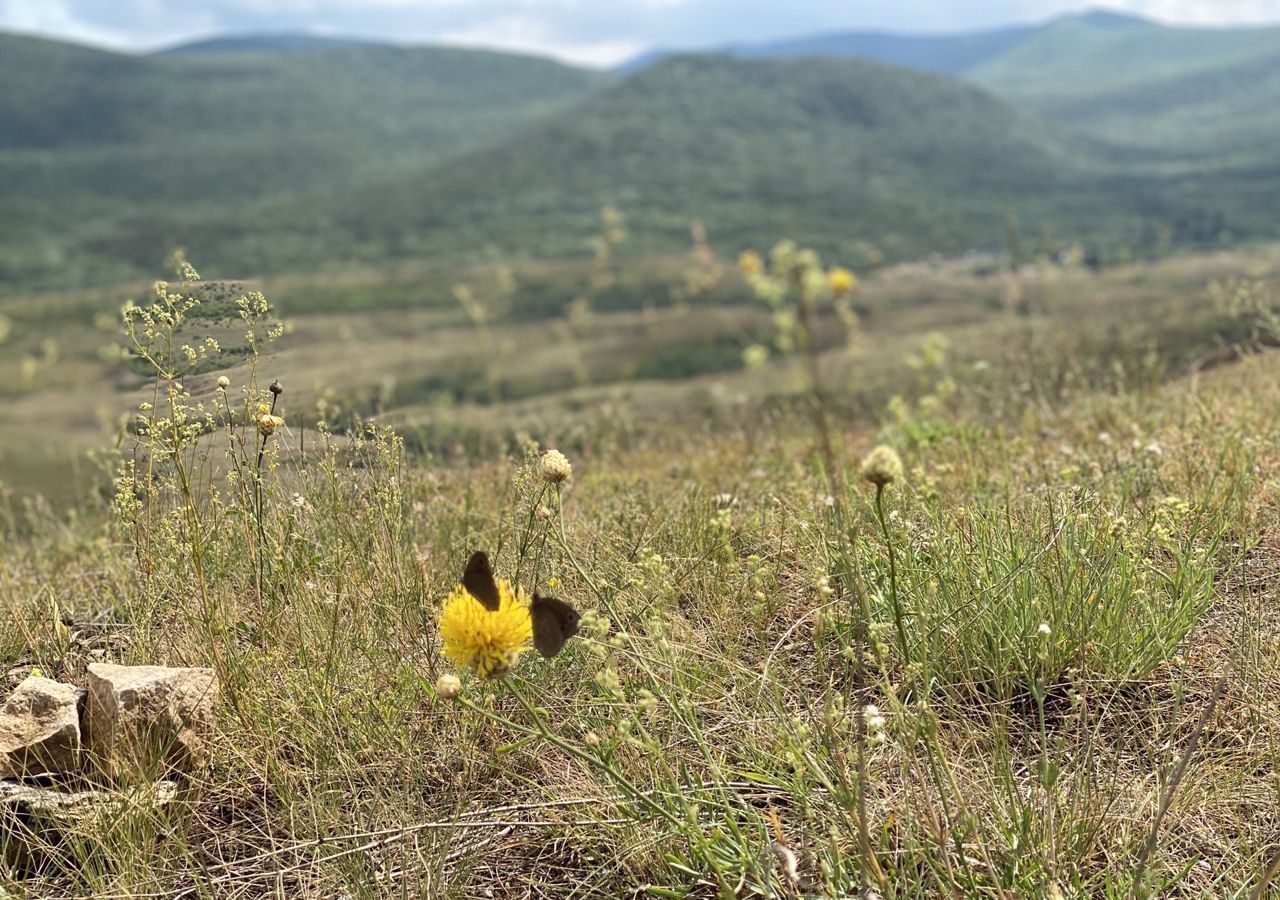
[828,267,857,297]
[439,579,533,679]
[257,414,285,436]
[738,250,763,277]
[742,343,769,369]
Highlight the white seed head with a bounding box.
[539,449,573,484]
[435,673,463,700]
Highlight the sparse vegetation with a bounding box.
[0,238,1277,897]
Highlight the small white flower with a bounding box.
[1038,622,1052,637]
[863,704,887,743]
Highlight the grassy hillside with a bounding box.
[1,242,1278,895]
[0,32,607,289]
[982,38,1280,171]
[5,20,1280,293]
[966,14,1280,108]
[173,54,1092,272]
[616,17,1280,257]
[699,13,1280,174]
[709,10,1280,118]
[160,33,381,54]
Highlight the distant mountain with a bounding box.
[1070,10,1151,28]
[619,8,1274,112]
[219,54,1089,268]
[616,11,1280,194]
[719,23,1041,75]
[160,33,382,54]
[0,31,608,288]
[962,13,1280,180]
[3,14,1280,293]
[966,13,1280,107]
[617,11,1101,74]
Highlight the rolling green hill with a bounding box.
[4,16,1280,294]
[969,22,1280,173]
[209,51,1274,275]
[965,13,1280,109]
[626,11,1154,75]
[714,12,1280,171]
[265,54,1083,265]
[160,33,381,54]
[0,32,607,288]
[625,21,1041,75]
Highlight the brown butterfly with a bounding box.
[462,551,580,657]
[530,592,581,658]
[462,550,501,611]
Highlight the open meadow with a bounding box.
[0,237,1277,897]
[4,6,1280,897]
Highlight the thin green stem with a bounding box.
[453,679,685,829]
[875,485,909,664]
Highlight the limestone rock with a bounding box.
[0,676,84,778]
[0,779,178,869]
[0,778,177,817]
[85,664,217,776]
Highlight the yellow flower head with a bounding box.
[440,579,533,679]
[257,414,285,437]
[828,266,857,297]
[738,250,763,277]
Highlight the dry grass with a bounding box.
[0,247,1278,896]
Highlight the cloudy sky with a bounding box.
[2,0,1278,66]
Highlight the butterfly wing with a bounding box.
[530,593,580,658]
[462,551,501,611]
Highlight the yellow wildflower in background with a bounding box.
[828,267,857,297]
[742,343,769,369]
[440,579,533,679]
[738,250,763,277]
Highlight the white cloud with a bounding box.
[229,0,473,10]
[0,0,129,45]
[1099,0,1280,24]
[0,0,221,49]
[3,0,1280,57]
[436,14,644,66]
